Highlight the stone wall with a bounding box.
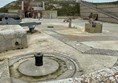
[0,25,27,52]
[97,4,118,17]
[80,3,118,23]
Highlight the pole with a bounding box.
[43,1,45,10]
[21,1,24,18]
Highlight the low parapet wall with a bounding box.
[80,3,118,23]
[0,25,27,52]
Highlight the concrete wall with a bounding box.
[80,3,118,23]
[42,10,57,19]
[97,4,118,17]
[0,25,27,52]
[8,9,19,14]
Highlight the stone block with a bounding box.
[95,24,102,32]
[85,23,90,32]
[0,25,27,52]
[85,23,102,33]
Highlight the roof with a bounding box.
[32,7,44,10]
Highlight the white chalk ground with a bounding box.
[0,18,118,74]
[82,41,118,50]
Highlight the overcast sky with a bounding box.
[0,0,117,7]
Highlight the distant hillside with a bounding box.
[0,0,118,15]
[0,0,79,14]
[0,0,117,15]
[0,0,76,11]
[4,1,20,9]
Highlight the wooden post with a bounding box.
[68,18,72,28]
[21,1,24,18]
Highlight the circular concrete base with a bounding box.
[10,52,82,82]
[18,58,59,76]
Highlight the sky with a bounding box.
[0,0,16,7]
[83,0,117,3]
[0,0,117,7]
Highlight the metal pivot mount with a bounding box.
[34,52,43,66]
[19,22,41,33]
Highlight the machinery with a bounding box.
[0,13,41,33]
[0,13,21,24]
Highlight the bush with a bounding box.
[0,7,8,13]
[57,3,80,16]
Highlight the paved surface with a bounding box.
[0,18,118,82]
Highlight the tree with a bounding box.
[57,3,80,16]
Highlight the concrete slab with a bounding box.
[0,59,11,83]
[11,77,28,83]
[18,58,59,76]
[82,41,118,50]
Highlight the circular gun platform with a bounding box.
[9,52,83,82]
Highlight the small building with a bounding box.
[32,7,44,18]
[32,7,57,19]
[42,10,57,19]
